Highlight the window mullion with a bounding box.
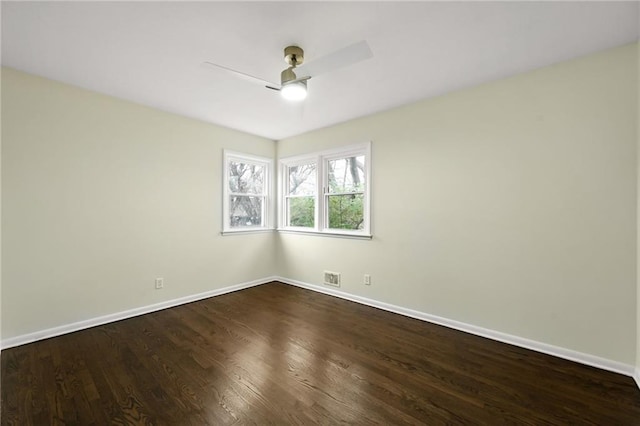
[315,157,326,231]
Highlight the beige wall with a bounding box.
[0,63,3,349]
[1,68,277,339]
[278,44,638,365]
[637,38,640,377]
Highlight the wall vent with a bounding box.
[324,271,341,287]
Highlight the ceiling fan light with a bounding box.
[281,81,307,101]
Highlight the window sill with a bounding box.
[221,228,275,236]
[277,228,373,240]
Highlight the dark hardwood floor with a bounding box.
[2,282,640,425]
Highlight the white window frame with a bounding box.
[222,150,274,234]
[278,142,371,239]
[281,157,320,232]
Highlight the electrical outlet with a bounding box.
[364,274,371,285]
[155,278,164,289]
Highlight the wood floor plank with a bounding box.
[2,282,640,425]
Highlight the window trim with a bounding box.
[222,150,274,235]
[278,142,371,238]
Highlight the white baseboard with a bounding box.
[634,367,640,391]
[1,276,277,350]
[276,276,637,378]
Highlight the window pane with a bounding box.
[327,194,364,230]
[229,195,263,227]
[328,156,364,193]
[288,197,315,228]
[229,162,264,194]
[288,163,316,196]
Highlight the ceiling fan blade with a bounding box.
[202,61,280,90]
[295,40,373,78]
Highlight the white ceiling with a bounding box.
[2,2,638,140]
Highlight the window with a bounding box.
[285,161,317,228]
[223,151,273,233]
[279,143,371,238]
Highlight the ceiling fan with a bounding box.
[203,40,373,101]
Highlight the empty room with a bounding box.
[2,1,640,424]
